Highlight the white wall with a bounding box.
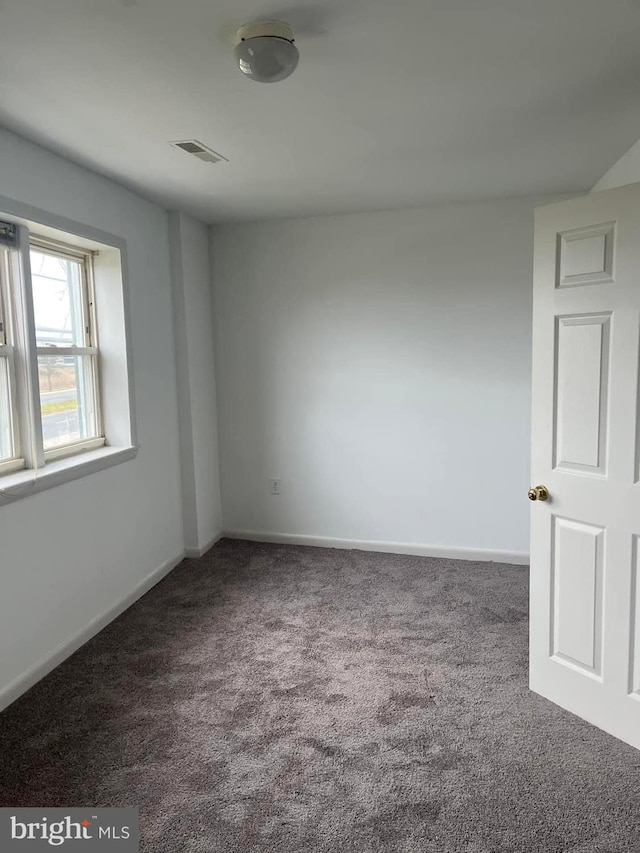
[0,127,185,708]
[593,138,640,191]
[169,211,222,555]
[211,197,550,561]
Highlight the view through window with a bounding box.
[30,246,100,452]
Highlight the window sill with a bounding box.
[0,444,138,502]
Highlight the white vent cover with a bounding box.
[170,140,228,164]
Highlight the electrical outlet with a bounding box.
[269,478,281,495]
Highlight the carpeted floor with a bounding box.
[1,539,639,852]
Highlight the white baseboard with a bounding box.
[0,551,185,714]
[223,530,529,566]
[184,530,224,559]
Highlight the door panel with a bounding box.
[531,182,640,751]
[631,538,640,698]
[554,314,610,473]
[556,222,615,287]
[551,516,604,675]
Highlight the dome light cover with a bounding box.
[234,21,299,83]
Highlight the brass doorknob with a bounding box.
[528,485,549,502]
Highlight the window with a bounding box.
[0,211,135,491]
[30,239,102,458]
[0,249,20,472]
[0,233,105,474]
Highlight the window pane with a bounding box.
[0,357,15,461]
[30,250,86,347]
[39,355,99,450]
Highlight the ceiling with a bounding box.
[0,0,640,223]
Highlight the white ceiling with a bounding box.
[0,0,640,223]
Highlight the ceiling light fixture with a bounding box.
[234,21,299,83]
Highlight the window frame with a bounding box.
[29,234,106,462]
[0,246,24,475]
[0,196,138,502]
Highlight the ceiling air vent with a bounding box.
[170,140,228,164]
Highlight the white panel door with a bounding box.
[531,182,640,750]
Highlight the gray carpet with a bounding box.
[1,539,639,852]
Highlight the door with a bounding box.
[530,181,640,751]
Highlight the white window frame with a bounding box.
[0,247,23,475]
[0,198,138,501]
[30,235,106,462]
